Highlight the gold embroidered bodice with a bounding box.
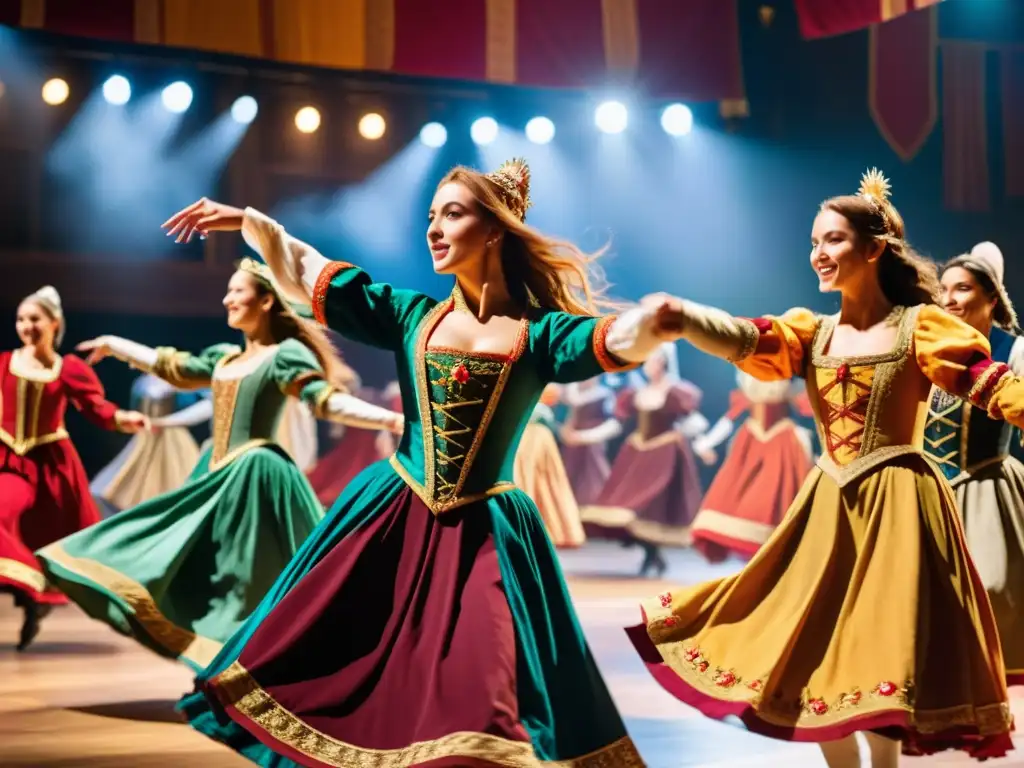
[422,350,508,508]
[807,307,935,485]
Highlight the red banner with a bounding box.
[636,0,744,101]
[515,0,605,89]
[1003,50,1024,199]
[868,7,936,160]
[392,0,487,82]
[795,0,945,39]
[942,42,990,212]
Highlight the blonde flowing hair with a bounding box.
[440,166,618,316]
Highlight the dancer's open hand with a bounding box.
[77,336,113,365]
[162,198,245,244]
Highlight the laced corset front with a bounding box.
[807,306,935,486]
[421,350,511,509]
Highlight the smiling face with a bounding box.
[16,300,59,350]
[809,208,882,296]
[426,181,499,276]
[222,270,274,332]
[940,265,995,333]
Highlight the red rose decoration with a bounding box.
[836,363,850,382]
[452,363,470,384]
[809,698,828,716]
[697,661,709,673]
[663,617,677,627]
[876,681,897,697]
[659,592,672,608]
[684,648,700,662]
[715,671,737,688]
[747,680,763,692]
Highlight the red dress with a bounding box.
[690,375,814,561]
[0,352,121,605]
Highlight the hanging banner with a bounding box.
[795,0,944,40]
[942,41,990,212]
[868,6,937,160]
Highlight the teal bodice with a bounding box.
[314,262,633,514]
[152,339,331,471]
[924,327,1020,483]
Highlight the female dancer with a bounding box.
[559,376,621,506]
[90,373,208,514]
[161,159,679,767]
[0,286,147,650]
[514,383,587,548]
[688,370,814,562]
[581,342,711,577]
[36,260,403,671]
[627,170,1023,765]
[926,242,1024,685]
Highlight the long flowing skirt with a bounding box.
[582,433,702,547]
[0,440,100,606]
[90,426,201,513]
[180,460,644,767]
[627,454,1013,759]
[37,444,324,671]
[955,455,1024,685]
[690,419,812,562]
[562,442,611,507]
[513,423,585,548]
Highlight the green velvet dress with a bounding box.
[180,260,647,767]
[37,339,329,671]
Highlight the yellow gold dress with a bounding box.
[627,303,1024,759]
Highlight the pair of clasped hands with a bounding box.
[154,198,692,338]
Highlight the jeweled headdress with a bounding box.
[857,167,894,231]
[486,157,533,221]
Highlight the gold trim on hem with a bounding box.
[0,557,47,593]
[648,639,1011,736]
[211,660,646,768]
[37,543,223,669]
[815,445,923,488]
[690,509,776,546]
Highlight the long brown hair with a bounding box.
[820,195,939,308]
[244,273,357,391]
[440,167,617,316]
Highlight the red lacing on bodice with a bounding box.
[818,365,872,459]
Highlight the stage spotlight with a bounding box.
[295,106,321,134]
[594,101,628,134]
[661,103,693,136]
[525,116,555,145]
[42,78,69,106]
[102,75,131,105]
[470,117,498,145]
[420,122,447,148]
[162,81,193,113]
[231,95,258,124]
[358,112,386,140]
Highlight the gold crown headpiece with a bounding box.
[486,158,533,221]
[857,167,894,231]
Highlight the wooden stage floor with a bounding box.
[3,542,1024,767]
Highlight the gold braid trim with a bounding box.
[312,261,356,327]
[734,318,761,362]
[311,383,339,420]
[0,557,47,594]
[211,661,645,767]
[967,363,1009,410]
[151,347,204,390]
[37,543,222,668]
[592,315,639,373]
